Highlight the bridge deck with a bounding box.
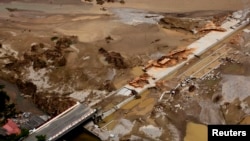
[24,104,96,141]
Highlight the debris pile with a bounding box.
[128,73,151,88]
[201,71,221,81]
[55,36,78,49]
[105,36,114,43]
[33,94,76,116]
[16,79,37,97]
[93,0,125,5]
[99,80,116,92]
[98,48,127,69]
[159,13,228,34]
[143,48,194,71]
[12,112,48,130]
[196,21,226,33]
[229,33,243,46]
[2,36,78,116]
[5,36,76,72]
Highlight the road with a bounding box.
[24,104,96,141]
[92,10,250,134]
[177,44,230,79]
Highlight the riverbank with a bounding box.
[0,79,44,115]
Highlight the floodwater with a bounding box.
[0,79,44,115]
[131,66,145,76]
[240,116,250,124]
[0,1,99,14]
[111,8,163,25]
[59,124,101,141]
[184,122,207,141]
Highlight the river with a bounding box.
[0,79,44,115]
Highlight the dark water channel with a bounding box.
[58,119,101,141]
[0,79,44,115]
[0,79,100,141]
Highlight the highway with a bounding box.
[24,104,96,141]
[92,10,250,132]
[177,44,231,79]
[22,9,250,141]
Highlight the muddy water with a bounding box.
[111,8,163,25]
[240,116,250,124]
[98,89,157,138]
[131,66,145,76]
[0,79,44,115]
[184,122,207,141]
[60,125,101,141]
[0,1,94,14]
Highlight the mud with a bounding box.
[0,0,249,140]
[160,11,230,34]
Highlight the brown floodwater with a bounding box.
[184,122,207,141]
[59,124,101,141]
[0,79,44,115]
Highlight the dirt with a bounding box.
[0,0,249,140]
[93,25,250,141]
[184,122,207,141]
[159,11,229,34]
[98,47,127,69]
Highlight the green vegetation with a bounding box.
[0,85,16,125]
[0,128,29,141]
[0,85,28,141]
[36,134,46,141]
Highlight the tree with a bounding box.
[36,135,46,141]
[0,128,30,141]
[0,85,16,125]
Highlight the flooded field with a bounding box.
[59,124,101,141]
[0,1,100,14]
[0,79,44,115]
[0,0,250,141]
[184,122,207,141]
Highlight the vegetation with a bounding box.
[35,134,46,141]
[50,36,59,41]
[0,85,16,125]
[0,85,28,141]
[0,128,29,141]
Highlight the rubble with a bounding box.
[4,36,75,71]
[4,36,76,70]
[202,71,221,80]
[105,36,114,43]
[128,73,150,88]
[16,79,37,96]
[1,36,80,117]
[196,21,226,33]
[143,48,194,71]
[12,112,48,130]
[159,12,228,34]
[30,43,45,53]
[33,94,76,116]
[98,48,127,69]
[229,33,243,46]
[139,125,163,139]
[98,80,116,92]
[188,85,196,92]
[55,36,78,49]
[94,0,124,5]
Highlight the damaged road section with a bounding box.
[159,11,229,34]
